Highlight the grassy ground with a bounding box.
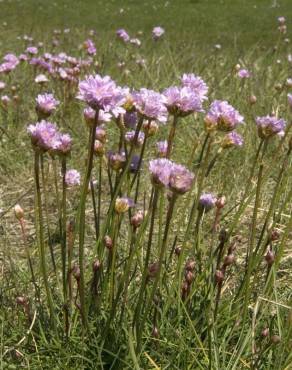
[0,0,292,369]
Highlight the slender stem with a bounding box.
[166,115,178,158]
[78,112,99,330]
[34,151,57,329]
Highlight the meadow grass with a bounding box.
[0,0,292,369]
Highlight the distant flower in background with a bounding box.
[65,169,80,187]
[83,39,96,55]
[152,26,165,40]
[0,81,6,90]
[255,115,286,139]
[237,69,251,79]
[204,100,244,132]
[116,29,130,42]
[35,74,49,84]
[26,46,38,55]
[163,86,204,116]
[221,132,244,148]
[83,107,111,126]
[181,73,208,102]
[125,130,145,146]
[198,193,217,212]
[36,93,59,118]
[130,38,141,47]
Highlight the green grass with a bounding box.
[0,0,292,369]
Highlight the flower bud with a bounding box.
[94,140,105,156]
[216,196,226,209]
[16,296,27,305]
[185,270,194,284]
[152,326,159,338]
[185,258,195,271]
[249,95,257,105]
[14,204,24,220]
[269,229,280,242]
[261,328,269,337]
[223,253,235,267]
[92,259,101,272]
[215,270,224,284]
[235,64,241,71]
[219,229,228,243]
[143,121,159,136]
[148,262,159,278]
[265,250,275,266]
[104,235,113,250]
[174,246,182,256]
[130,210,144,228]
[115,197,135,213]
[271,335,281,344]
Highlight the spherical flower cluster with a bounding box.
[83,107,112,126]
[65,169,80,187]
[181,73,208,102]
[156,140,168,157]
[83,39,96,55]
[27,120,71,154]
[237,69,251,79]
[108,151,126,171]
[125,130,145,146]
[198,193,217,212]
[255,115,286,139]
[77,74,126,116]
[152,26,165,40]
[149,158,194,194]
[132,88,168,123]
[26,46,38,55]
[116,29,130,43]
[163,86,204,117]
[221,132,244,148]
[35,74,49,84]
[204,100,244,132]
[115,197,135,213]
[36,93,59,118]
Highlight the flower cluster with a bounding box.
[255,115,286,139]
[152,26,165,40]
[132,88,168,123]
[204,100,244,132]
[36,93,59,118]
[149,158,194,194]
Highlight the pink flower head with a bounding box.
[181,73,208,102]
[255,115,286,139]
[152,26,165,40]
[278,17,286,24]
[221,132,244,148]
[83,107,112,126]
[65,169,80,187]
[204,100,244,132]
[84,39,96,55]
[35,74,49,84]
[198,193,217,212]
[77,74,126,115]
[36,93,59,117]
[132,88,168,123]
[26,46,38,55]
[116,29,130,42]
[156,140,168,157]
[163,86,204,117]
[0,81,6,90]
[125,130,145,146]
[52,133,72,155]
[237,69,251,79]
[27,120,59,151]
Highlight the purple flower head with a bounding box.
[27,120,58,151]
[65,169,80,187]
[83,107,112,126]
[77,74,126,115]
[152,26,165,40]
[169,163,195,194]
[149,158,173,187]
[36,93,59,117]
[19,54,28,62]
[163,86,204,117]
[255,115,286,139]
[3,54,19,64]
[115,197,135,213]
[26,46,38,55]
[0,81,6,90]
[132,88,168,123]
[125,130,145,146]
[84,39,96,55]
[116,29,130,42]
[52,133,72,155]
[108,150,126,171]
[198,193,217,213]
[237,69,251,79]
[205,100,244,132]
[95,126,107,142]
[129,38,141,47]
[221,132,244,149]
[181,73,208,102]
[288,94,292,109]
[156,140,168,157]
